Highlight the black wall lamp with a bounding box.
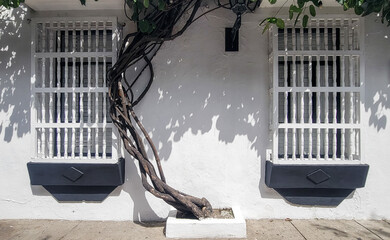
[219,0,262,51]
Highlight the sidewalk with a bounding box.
[0,219,389,240]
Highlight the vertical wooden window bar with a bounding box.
[31,18,119,162]
[270,18,363,163]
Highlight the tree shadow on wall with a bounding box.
[133,16,269,162]
[364,31,390,132]
[121,12,390,214]
[364,17,390,132]
[367,88,390,131]
[0,6,31,142]
[121,8,276,212]
[122,157,166,222]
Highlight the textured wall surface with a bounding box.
[0,4,389,221]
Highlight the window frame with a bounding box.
[269,16,365,164]
[30,17,122,163]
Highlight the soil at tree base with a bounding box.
[176,208,234,219]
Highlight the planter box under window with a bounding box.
[27,158,125,201]
[265,161,369,206]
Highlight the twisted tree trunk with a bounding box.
[107,0,213,219]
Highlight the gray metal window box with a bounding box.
[27,158,125,201]
[265,161,369,206]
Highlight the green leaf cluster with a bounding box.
[260,0,320,32]
[0,0,25,8]
[337,0,390,26]
[260,17,284,33]
[288,0,319,28]
[125,0,166,33]
[2,0,390,33]
[262,0,390,31]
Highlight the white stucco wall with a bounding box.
[0,4,389,221]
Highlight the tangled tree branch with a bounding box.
[107,0,215,219]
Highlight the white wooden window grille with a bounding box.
[31,17,120,162]
[269,17,364,163]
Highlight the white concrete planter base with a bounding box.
[165,206,246,239]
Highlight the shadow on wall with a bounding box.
[130,18,269,163]
[119,12,390,214]
[0,6,31,141]
[367,88,390,131]
[119,8,280,211]
[364,15,390,131]
[123,159,165,222]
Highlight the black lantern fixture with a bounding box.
[230,0,262,38]
[219,0,262,51]
[230,0,253,33]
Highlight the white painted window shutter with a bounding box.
[269,17,363,163]
[31,17,120,162]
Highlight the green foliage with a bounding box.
[337,0,390,26]
[261,16,285,33]
[269,0,277,5]
[0,0,24,8]
[298,0,305,8]
[309,5,316,17]
[276,18,284,28]
[158,0,166,10]
[260,0,390,32]
[2,0,389,33]
[302,14,309,27]
[138,19,156,33]
[124,0,167,33]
